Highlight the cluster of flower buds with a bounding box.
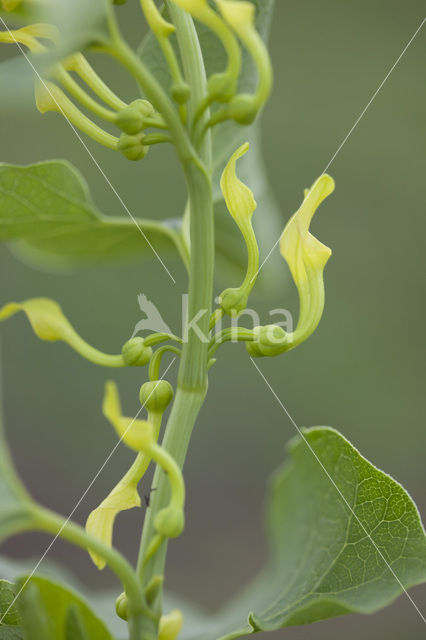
[1,0,273,157]
[169,0,272,126]
[0,19,170,160]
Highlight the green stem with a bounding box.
[136,164,213,591]
[64,332,126,367]
[149,345,181,381]
[135,5,214,623]
[208,327,255,356]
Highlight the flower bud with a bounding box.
[116,107,144,135]
[207,73,234,103]
[131,98,155,118]
[154,506,184,538]
[159,609,183,640]
[116,100,155,134]
[246,325,288,357]
[121,338,152,366]
[115,592,128,621]
[117,133,149,161]
[228,94,258,125]
[171,81,191,104]
[218,287,248,316]
[139,380,174,413]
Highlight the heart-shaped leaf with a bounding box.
[0,161,187,269]
[177,427,426,639]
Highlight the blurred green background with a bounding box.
[0,0,425,638]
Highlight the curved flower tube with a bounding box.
[0,298,125,367]
[35,81,119,149]
[218,142,259,315]
[171,0,241,103]
[216,0,272,124]
[86,382,165,569]
[247,174,335,357]
[280,174,335,348]
[86,381,185,567]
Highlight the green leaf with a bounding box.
[15,580,53,640]
[0,580,23,639]
[65,606,90,640]
[0,580,21,628]
[0,557,126,639]
[13,576,113,640]
[0,161,187,269]
[139,1,283,287]
[179,427,426,639]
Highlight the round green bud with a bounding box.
[219,288,248,316]
[207,73,235,103]
[130,99,155,119]
[115,592,128,621]
[171,81,190,105]
[139,380,174,413]
[154,506,184,538]
[228,94,258,125]
[116,107,144,135]
[246,325,288,357]
[122,338,152,367]
[117,133,149,161]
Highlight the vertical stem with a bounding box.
[136,160,214,584]
[135,6,214,625]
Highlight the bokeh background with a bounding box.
[0,1,425,638]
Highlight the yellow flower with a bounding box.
[0,23,59,52]
[159,609,184,640]
[172,0,240,101]
[98,382,185,543]
[218,142,259,315]
[220,142,256,231]
[86,470,141,570]
[216,0,272,123]
[216,0,254,29]
[85,382,156,569]
[0,297,124,367]
[280,174,335,346]
[102,380,155,451]
[0,298,79,342]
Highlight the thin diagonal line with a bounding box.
[250,357,426,625]
[322,16,425,175]
[253,16,425,282]
[0,17,176,284]
[0,357,177,625]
